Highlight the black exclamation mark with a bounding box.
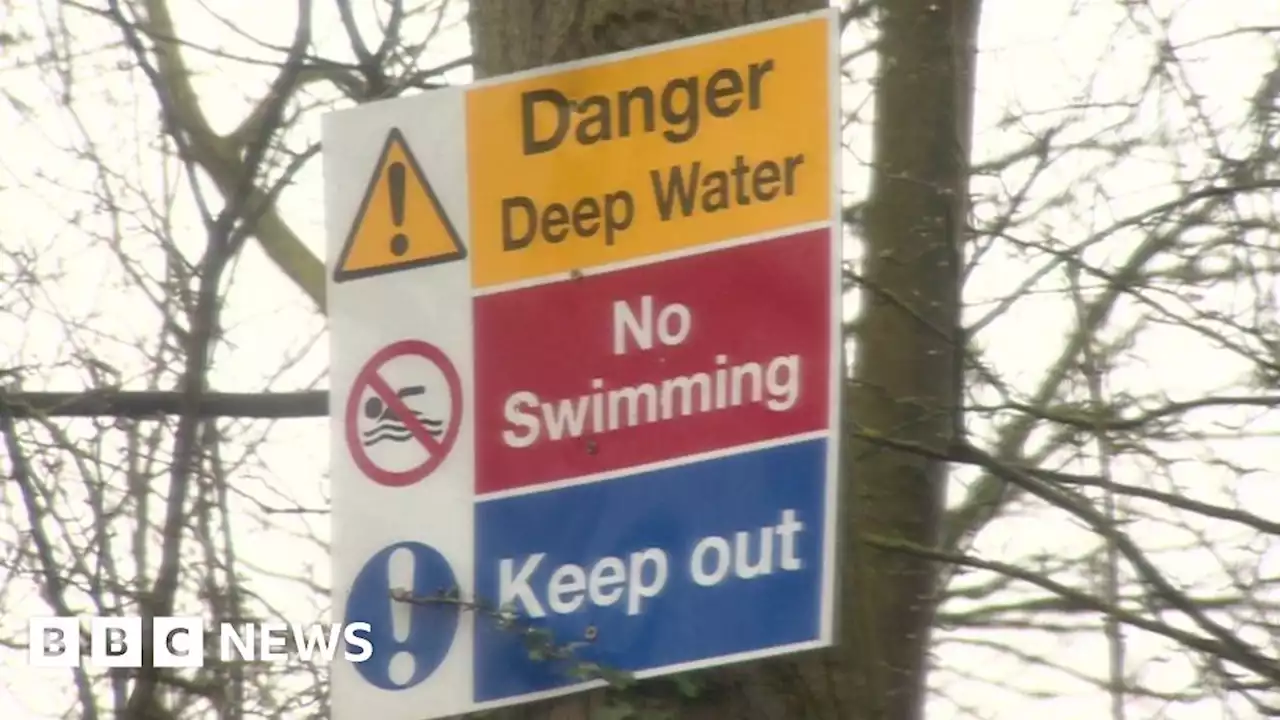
[388,161,408,257]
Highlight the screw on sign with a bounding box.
[345,340,463,487]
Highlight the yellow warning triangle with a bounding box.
[332,128,466,283]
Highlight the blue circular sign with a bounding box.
[345,542,460,690]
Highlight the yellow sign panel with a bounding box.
[333,129,466,283]
[466,14,832,289]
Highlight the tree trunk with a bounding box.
[466,1,978,718]
[832,2,978,718]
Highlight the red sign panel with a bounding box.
[473,228,831,495]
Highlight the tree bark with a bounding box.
[466,1,978,718]
[832,2,978,718]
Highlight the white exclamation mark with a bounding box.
[388,547,416,686]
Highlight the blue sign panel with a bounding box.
[473,438,827,702]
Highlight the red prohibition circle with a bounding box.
[345,339,463,487]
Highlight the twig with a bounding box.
[390,588,635,689]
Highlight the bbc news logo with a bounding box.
[28,617,373,668]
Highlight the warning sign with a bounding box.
[333,129,467,283]
[345,340,463,487]
[325,10,842,720]
[465,17,830,288]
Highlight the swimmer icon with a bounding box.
[345,340,463,487]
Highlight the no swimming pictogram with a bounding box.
[345,340,463,487]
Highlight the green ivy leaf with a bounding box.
[672,673,702,698]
